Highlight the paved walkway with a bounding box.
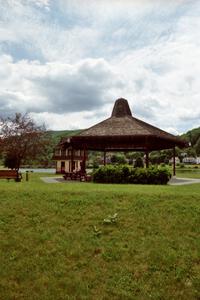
[41,176,200,185]
[40,176,65,183]
[168,177,200,186]
[40,176,83,183]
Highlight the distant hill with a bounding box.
[47,129,83,145]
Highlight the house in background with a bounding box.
[183,157,200,164]
[52,138,87,174]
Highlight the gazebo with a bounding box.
[53,98,187,176]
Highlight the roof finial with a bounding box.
[111,98,132,117]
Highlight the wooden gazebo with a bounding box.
[53,98,187,176]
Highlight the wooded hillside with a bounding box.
[181,127,200,155]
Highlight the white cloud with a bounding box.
[0,55,123,118]
[0,1,102,62]
[32,0,50,9]
[112,7,200,132]
[0,0,200,133]
[30,111,104,130]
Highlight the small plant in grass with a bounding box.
[93,225,102,237]
[103,213,118,225]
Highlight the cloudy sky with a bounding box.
[0,0,200,134]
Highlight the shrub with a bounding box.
[93,165,171,185]
[179,163,185,168]
[92,165,122,183]
[160,163,166,167]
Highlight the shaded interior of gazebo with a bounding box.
[55,98,188,176]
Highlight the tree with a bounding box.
[134,157,144,168]
[186,147,196,158]
[4,153,18,169]
[195,137,200,156]
[150,151,161,164]
[110,154,126,164]
[0,113,50,170]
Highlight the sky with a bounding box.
[0,0,200,134]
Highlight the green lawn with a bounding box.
[176,169,200,179]
[0,173,200,300]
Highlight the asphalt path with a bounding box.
[40,176,200,185]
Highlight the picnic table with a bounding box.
[63,171,91,182]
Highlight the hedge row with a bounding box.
[93,165,171,185]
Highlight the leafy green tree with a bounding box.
[126,152,143,159]
[150,151,161,164]
[134,157,144,168]
[111,154,126,164]
[4,153,18,169]
[0,113,50,170]
[195,138,200,156]
[186,148,196,158]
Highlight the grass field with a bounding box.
[176,169,200,179]
[0,173,200,300]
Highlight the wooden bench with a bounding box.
[0,170,22,182]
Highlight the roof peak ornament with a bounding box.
[111,98,132,117]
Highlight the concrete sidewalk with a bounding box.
[168,177,200,186]
[40,176,83,183]
[40,176,65,183]
[40,176,200,186]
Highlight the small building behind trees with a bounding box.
[53,141,87,173]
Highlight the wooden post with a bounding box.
[173,146,176,176]
[71,149,74,172]
[82,147,86,174]
[145,151,149,168]
[104,150,106,166]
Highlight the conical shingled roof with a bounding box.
[77,98,179,140]
[69,98,187,151]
